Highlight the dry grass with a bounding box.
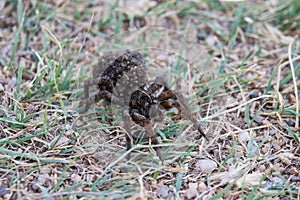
[0,0,299,199]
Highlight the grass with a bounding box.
[0,0,299,199]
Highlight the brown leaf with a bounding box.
[166,167,187,173]
[236,172,263,188]
[50,135,70,147]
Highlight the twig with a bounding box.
[288,39,299,129]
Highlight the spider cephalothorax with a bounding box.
[129,79,180,127]
[128,78,207,153]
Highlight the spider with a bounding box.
[83,50,147,108]
[83,50,207,160]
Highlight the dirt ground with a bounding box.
[0,0,299,199]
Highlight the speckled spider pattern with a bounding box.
[83,50,207,160]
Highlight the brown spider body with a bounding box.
[92,51,147,105]
[83,51,207,160]
[129,81,180,127]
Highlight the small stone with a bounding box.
[27,175,34,181]
[206,35,216,48]
[167,192,174,200]
[273,177,283,184]
[196,30,206,41]
[71,174,81,183]
[195,159,217,173]
[258,165,266,172]
[0,82,4,92]
[0,186,9,197]
[249,92,259,99]
[254,115,264,123]
[287,119,295,127]
[38,174,50,186]
[272,142,281,151]
[238,131,250,142]
[186,183,198,199]
[263,180,273,187]
[290,176,300,182]
[86,174,96,182]
[281,196,291,200]
[273,163,285,172]
[198,182,207,192]
[31,53,39,62]
[261,144,270,154]
[235,145,245,158]
[40,167,51,174]
[7,77,16,87]
[156,54,168,62]
[289,167,299,176]
[0,109,4,117]
[157,185,169,198]
[31,180,39,191]
[278,153,294,165]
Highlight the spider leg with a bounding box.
[175,92,208,141]
[98,90,115,103]
[81,89,116,113]
[159,88,207,140]
[149,104,164,122]
[84,78,99,100]
[131,112,162,160]
[122,110,132,160]
[82,78,100,112]
[160,99,181,112]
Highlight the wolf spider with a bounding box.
[83,50,207,160]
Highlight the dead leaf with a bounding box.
[50,135,70,147]
[166,167,188,173]
[116,0,157,17]
[278,152,295,165]
[0,0,5,12]
[236,172,263,188]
